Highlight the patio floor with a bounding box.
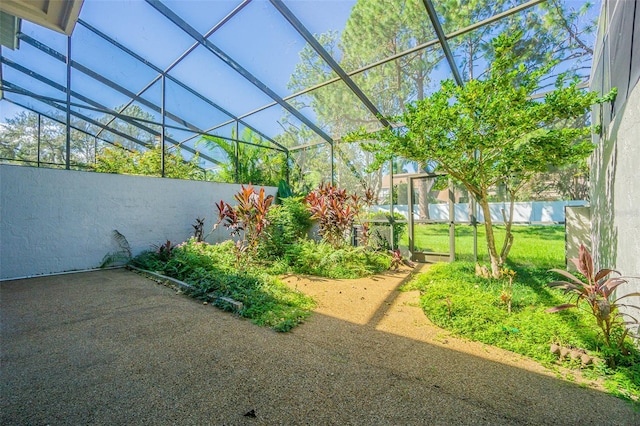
[1,268,638,425]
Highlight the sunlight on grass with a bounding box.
[401,224,565,269]
[404,225,640,402]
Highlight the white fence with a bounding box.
[373,200,588,223]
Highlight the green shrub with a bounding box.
[288,240,391,279]
[131,239,314,332]
[259,197,312,260]
[367,212,406,249]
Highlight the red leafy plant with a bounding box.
[215,184,274,264]
[389,249,415,271]
[305,183,361,248]
[155,240,176,262]
[547,244,640,361]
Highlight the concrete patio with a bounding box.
[1,268,638,425]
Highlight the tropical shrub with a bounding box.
[215,184,274,261]
[305,183,360,248]
[259,197,312,260]
[547,244,640,367]
[287,240,390,279]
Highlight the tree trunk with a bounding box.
[478,197,502,278]
[416,178,433,220]
[499,192,516,263]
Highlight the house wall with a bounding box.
[590,0,640,332]
[0,164,277,280]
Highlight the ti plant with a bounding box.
[192,217,205,242]
[354,187,376,247]
[155,240,176,262]
[547,244,640,366]
[305,183,360,248]
[215,184,274,263]
[388,249,415,271]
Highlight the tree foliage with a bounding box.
[283,0,597,199]
[93,143,202,179]
[348,32,612,277]
[0,111,95,167]
[200,128,287,187]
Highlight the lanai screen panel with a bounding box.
[1,0,602,185]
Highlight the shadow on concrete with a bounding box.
[1,269,638,425]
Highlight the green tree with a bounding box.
[99,104,159,151]
[348,32,611,277]
[0,111,97,167]
[284,0,596,202]
[93,143,202,179]
[199,128,287,187]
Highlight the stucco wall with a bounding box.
[0,164,277,280]
[565,206,591,272]
[606,84,640,330]
[590,0,640,334]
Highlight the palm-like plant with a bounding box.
[215,184,274,261]
[547,244,640,359]
[305,183,360,248]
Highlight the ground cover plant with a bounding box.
[132,239,314,332]
[129,184,397,331]
[405,230,640,401]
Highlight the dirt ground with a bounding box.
[2,267,638,425]
[281,264,605,388]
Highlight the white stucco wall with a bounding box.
[609,84,640,330]
[0,165,277,280]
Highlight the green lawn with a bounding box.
[402,223,640,402]
[402,224,565,269]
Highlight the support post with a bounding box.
[408,176,415,260]
[330,143,335,186]
[449,178,456,262]
[234,120,239,183]
[37,113,41,167]
[161,74,166,177]
[389,158,395,249]
[65,36,71,170]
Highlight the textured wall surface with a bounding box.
[609,85,640,328]
[0,165,276,280]
[590,0,640,331]
[564,206,591,271]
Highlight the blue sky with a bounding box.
[1,0,602,149]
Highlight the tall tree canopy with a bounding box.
[347,32,612,277]
[283,0,597,198]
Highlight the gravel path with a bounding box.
[1,268,638,425]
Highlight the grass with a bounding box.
[132,239,315,332]
[403,223,565,268]
[404,226,640,402]
[406,225,640,404]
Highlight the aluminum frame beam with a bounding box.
[78,15,287,152]
[2,95,211,175]
[421,0,463,87]
[242,0,547,120]
[1,74,221,165]
[144,0,335,146]
[270,0,391,129]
